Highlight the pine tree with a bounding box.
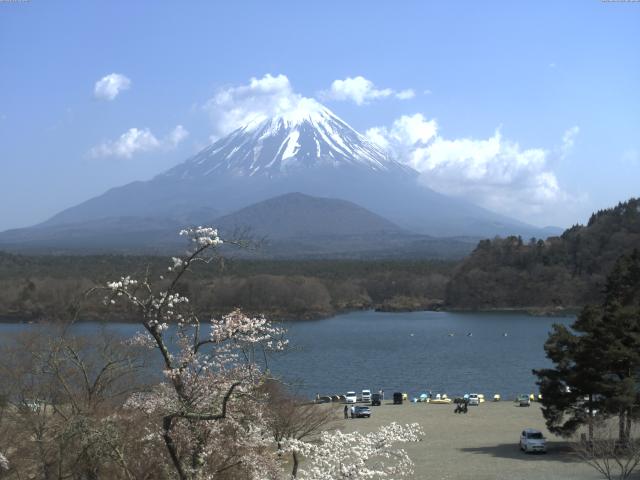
[534,250,640,442]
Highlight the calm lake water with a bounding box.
[0,310,572,400]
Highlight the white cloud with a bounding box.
[368,114,578,219]
[202,73,416,139]
[395,89,416,100]
[89,125,188,158]
[94,73,131,101]
[322,76,415,105]
[364,127,391,151]
[560,126,579,159]
[166,125,189,147]
[203,73,319,138]
[366,114,437,150]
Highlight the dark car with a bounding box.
[371,393,382,406]
[352,406,371,418]
[393,392,403,405]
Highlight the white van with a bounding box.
[361,389,371,402]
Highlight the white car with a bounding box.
[345,391,358,404]
[520,428,547,453]
[467,393,480,406]
[361,389,371,403]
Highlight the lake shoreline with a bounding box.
[0,303,579,324]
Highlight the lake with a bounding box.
[0,310,571,400]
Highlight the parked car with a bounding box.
[371,393,382,406]
[345,391,358,404]
[517,394,531,407]
[361,389,371,403]
[352,406,371,418]
[467,393,480,406]
[520,428,547,453]
[393,392,403,404]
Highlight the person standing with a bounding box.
[344,405,349,419]
[350,405,355,418]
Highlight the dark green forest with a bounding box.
[446,198,640,310]
[0,254,453,321]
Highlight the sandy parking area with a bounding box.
[337,401,602,480]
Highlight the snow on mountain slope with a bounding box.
[162,100,412,180]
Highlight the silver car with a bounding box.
[520,428,547,453]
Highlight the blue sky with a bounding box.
[0,0,638,231]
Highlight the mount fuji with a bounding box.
[0,101,557,255]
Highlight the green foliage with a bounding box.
[534,250,640,440]
[447,198,640,309]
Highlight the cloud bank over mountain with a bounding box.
[202,74,319,140]
[202,74,417,140]
[200,73,579,224]
[366,113,580,220]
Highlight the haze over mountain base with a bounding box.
[0,101,559,255]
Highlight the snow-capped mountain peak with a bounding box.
[242,97,334,132]
[163,101,412,179]
[26,102,551,243]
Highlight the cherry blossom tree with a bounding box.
[286,422,424,479]
[103,227,287,480]
[102,226,424,480]
[262,380,336,477]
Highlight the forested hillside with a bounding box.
[0,254,453,321]
[446,198,640,310]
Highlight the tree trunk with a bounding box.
[625,409,632,447]
[162,416,189,480]
[291,451,300,478]
[619,409,627,445]
[588,394,594,443]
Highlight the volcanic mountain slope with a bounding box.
[213,192,477,259]
[42,101,415,228]
[0,192,476,258]
[0,100,555,253]
[214,192,404,239]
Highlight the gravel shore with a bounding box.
[338,401,602,480]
